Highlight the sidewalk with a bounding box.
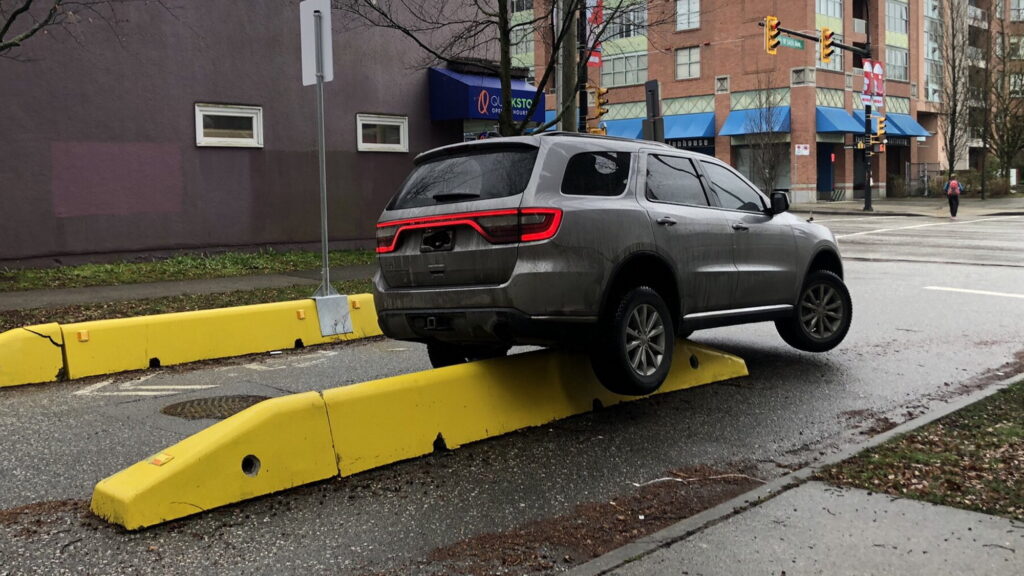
[791,194,1024,218]
[0,264,377,312]
[569,380,1024,576]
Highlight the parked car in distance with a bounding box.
[373,132,852,396]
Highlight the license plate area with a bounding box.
[421,228,455,253]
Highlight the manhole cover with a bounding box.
[161,395,270,420]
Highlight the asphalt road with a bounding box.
[1,214,1022,575]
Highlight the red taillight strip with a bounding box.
[376,208,562,253]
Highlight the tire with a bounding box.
[427,342,509,368]
[591,286,674,396]
[775,270,852,352]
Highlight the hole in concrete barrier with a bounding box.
[433,433,449,452]
[593,398,604,411]
[294,339,304,349]
[242,455,261,477]
[149,358,161,368]
[689,354,699,370]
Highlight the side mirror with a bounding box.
[769,190,790,215]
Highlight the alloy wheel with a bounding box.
[625,303,666,376]
[799,283,844,339]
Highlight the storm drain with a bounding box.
[161,395,270,420]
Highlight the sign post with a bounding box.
[300,0,338,298]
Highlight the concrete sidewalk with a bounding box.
[791,194,1024,218]
[568,377,1024,576]
[0,264,377,312]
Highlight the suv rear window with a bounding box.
[561,151,632,196]
[388,147,538,210]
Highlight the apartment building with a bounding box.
[538,0,943,203]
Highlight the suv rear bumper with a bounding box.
[377,308,597,347]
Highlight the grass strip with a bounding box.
[818,380,1024,521]
[0,279,373,333]
[0,250,374,292]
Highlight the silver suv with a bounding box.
[374,133,851,395]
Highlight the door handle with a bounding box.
[657,216,677,226]
[731,222,749,231]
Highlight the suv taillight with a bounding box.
[376,208,563,253]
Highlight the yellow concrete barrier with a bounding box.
[62,294,381,380]
[90,391,338,530]
[326,341,747,476]
[0,324,66,388]
[91,341,746,529]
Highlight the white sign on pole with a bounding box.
[860,59,873,105]
[795,144,810,156]
[872,62,885,107]
[300,0,333,86]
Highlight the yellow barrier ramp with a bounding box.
[90,391,338,530]
[0,324,66,388]
[326,341,747,476]
[91,341,745,529]
[63,295,382,380]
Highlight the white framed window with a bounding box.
[356,114,409,153]
[675,46,700,79]
[605,4,647,41]
[510,24,534,55]
[816,0,842,18]
[1011,74,1024,97]
[601,52,647,87]
[887,46,909,81]
[194,104,263,148]
[676,0,700,31]
[510,0,533,12]
[886,0,909,33]
[1014,0,1024,21]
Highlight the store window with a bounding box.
[194,104,263,148]
[676,0,700,31]
[356,114,409,153]
[675,46,700,80]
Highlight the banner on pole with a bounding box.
[586,0,604,67]
[860,59,874,106]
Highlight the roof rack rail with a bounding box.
[536,130,675,149]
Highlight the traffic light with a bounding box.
[820,27,834,63]
[594,86,610,119]
[765,16,781,55]
[875,114,886,142]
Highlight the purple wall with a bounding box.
[0,1,461,261]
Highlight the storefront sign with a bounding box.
[886,137,909,147]
[472,88,537,122]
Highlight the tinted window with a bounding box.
[389,147,538,209]
[646,155,709,206]
[700,161,766,212]
[561,151,632,196]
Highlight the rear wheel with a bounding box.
[591,286,674,396]
[775,270,852,352]
[426,342,509,368]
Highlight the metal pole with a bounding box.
[863,2,873,211]
[313,10,338,297]
[578,2,588,133]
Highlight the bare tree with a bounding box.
[938,0,973,174]
[987,18,1024,184]
[743,75,788,193]
[1,0,175,58]
[337,0,671,136]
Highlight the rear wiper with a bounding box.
[432,193,481,202]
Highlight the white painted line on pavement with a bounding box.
[74,375,218,397]
[837,215,1022,239]
[924,286,1024,300]
[811,215,904,223]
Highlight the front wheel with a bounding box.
[591,286,674,396]
[775,270,852,352]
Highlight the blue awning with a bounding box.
[428,68,544,123]
[719,107,791,136]
[663,112,715,139]
[602,118,643,139]
[887,113,931,137]
[816,106,863,133]
[851,110,878,133]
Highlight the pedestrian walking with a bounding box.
[944,173,962,218]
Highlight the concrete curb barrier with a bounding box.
[0,323,65,388]
[0,294,381,388]
[90,341,748,529]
